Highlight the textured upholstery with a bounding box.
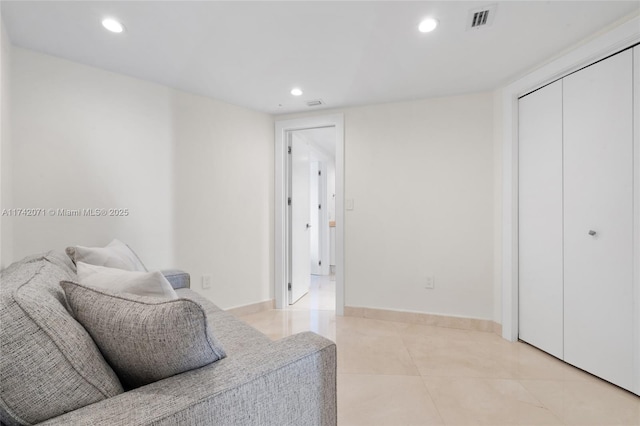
[2,254,337,426]
[174,288,272,355]
[0,252,123,426]
[38,331,337,426]
[61,282,227,389]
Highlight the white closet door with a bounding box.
[518,80,564,359]
[633,45,640,396]
[518,81,563,358]
[563,49,634,391]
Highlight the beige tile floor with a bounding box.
[237,276,640,426]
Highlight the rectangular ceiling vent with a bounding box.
[467,4,497,30]
[306,99,324,107]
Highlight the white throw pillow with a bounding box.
[77,262,178,300]
[66,239,147,271]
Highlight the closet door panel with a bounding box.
[563,49,634,391]
[518,80,564,359]
[633,45,640,396]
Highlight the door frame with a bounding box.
[501,16,639,394]
[275,114,345,315]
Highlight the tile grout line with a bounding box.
[400,331,447,425]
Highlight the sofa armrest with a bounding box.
[38,332,336,426]
[161,270,190,289]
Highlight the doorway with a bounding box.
[275,114,344,315]
[288,129,336,310]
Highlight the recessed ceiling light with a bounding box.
[102,18,125,33]
[418,18,438,33]
[290,88,303,96]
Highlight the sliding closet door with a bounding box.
[563,49,634,390]
[518,81,564,359]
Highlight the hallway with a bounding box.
[288,274,335,311]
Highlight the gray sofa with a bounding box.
[0,251,337,425]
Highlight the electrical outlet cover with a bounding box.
[425,275,435,289]
[202,275,212,289]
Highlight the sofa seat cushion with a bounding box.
[0,252,123,426]
[37,332,337,426]
[61,281,227,390]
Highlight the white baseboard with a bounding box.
[226,299,275,317]
[345,306,502,335]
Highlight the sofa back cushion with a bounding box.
[76,262,179,299]
[66,239,147,271]
[0,251,123,426]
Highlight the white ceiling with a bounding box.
[2,1,639,115]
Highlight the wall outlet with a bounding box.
[424,275,435,289]
[202,275,212,290]
[346,198,354,210]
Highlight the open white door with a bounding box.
[289,133,311,304]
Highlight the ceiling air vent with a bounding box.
[467,4,497,30]
[306,99,324,107]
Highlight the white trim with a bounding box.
[344,306,497,333]
[275,114,345,315]
[633,45,640,395]
[501,16,640,342]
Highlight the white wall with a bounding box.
[281,92,495,320]
[345,94,494,319]
[0,19,12,269]
[10,48,274,310]
[10,45,494,318]
[172,91,274,309]
[493,89,503,324]
[11,48,174,269]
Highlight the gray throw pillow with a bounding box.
[61,281,226,389]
